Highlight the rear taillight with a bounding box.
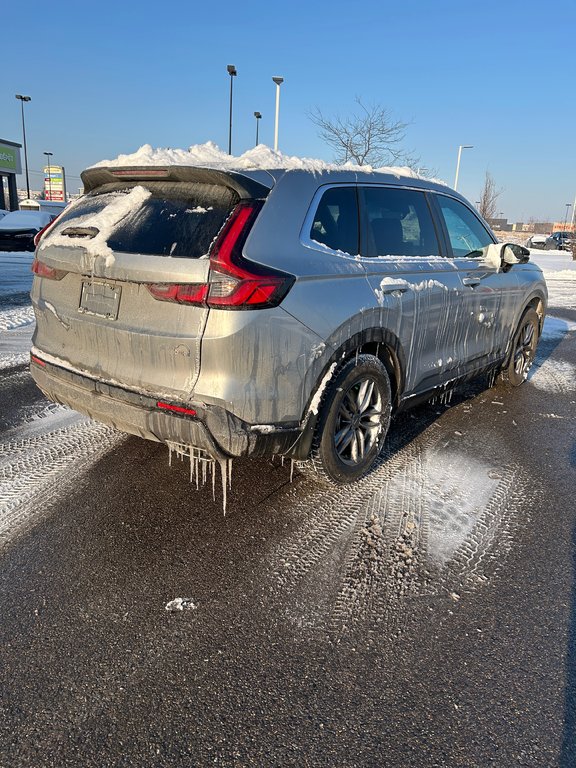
[146,201,294,310]
[147,282,208,305]
[31,258,68,280]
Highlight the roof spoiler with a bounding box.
[80,166,273,199]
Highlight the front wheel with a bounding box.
[300,354,392,484]
[500,308,540,387]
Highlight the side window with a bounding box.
[437,196,494,257]
[360,187,439,257]
[309,186,359,256]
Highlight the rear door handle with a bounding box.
[380,283,410,295]
[462,277,481,288]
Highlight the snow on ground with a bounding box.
[529,248,576,276]
[0,250,34,297]
[529,249,575,311]
[0,319,34,370]
[0,252,36,370]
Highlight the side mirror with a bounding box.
[501,243,530,269]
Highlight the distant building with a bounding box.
[552,222,576,233]
[487,217,513,232]
[532,222,554,234]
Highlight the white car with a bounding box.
[525,234,547,250]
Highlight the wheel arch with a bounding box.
[289,327,405,460]
[504,292,546,364]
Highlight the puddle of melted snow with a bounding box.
[383,448,500,567]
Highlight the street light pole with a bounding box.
[454,144,473,191]
[254,112,262,146]
[272,77,284,152]
[227,65,237,155]
[15,94,31,199]
[563,203,571,231]
[44,152,53,200]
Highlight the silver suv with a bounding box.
[30,165,547,484]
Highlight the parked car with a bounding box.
[30,164,547,487]
[525,233,547,250]
[545,231,575,251]
[0,210,56,251]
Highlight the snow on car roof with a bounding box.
[90,141,443,183]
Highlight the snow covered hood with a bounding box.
[0,211,54,231]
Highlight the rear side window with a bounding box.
[360,187,439,257]
[47,182,239,259]
[436,196,494,257]
[309,186,359,256]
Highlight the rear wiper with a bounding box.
[61,226,99,239]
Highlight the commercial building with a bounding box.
[0,138,22,211]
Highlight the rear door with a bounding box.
[358,185,463,396]
[31,177,240,398]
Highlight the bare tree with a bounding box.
[309,97,417,168]
[477,172,503,220]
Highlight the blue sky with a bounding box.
[2,0,575,223]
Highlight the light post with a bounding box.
[454,144,473,191]
[44,151,53,200]
[15,94,31,199]
[563,203,571,231]
[254,111,262,146]
[227,65,237,155]
[272,76,284,152]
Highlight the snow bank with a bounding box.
[90,141,437,181]
[529,250,576,281]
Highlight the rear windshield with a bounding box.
[47,181,239,258]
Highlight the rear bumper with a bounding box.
[30,352,303,460]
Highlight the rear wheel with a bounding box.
[299,354,392,484]
[500,308,540,386]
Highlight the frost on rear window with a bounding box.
[46,182,237,259]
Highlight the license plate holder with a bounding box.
[79,280,121,320]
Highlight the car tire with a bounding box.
[500,308,540,387]
[299,354,392,485]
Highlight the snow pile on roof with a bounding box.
[90,141,432,180]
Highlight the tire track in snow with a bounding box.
[528,315,576,394]
[0,417,124,548]
[529,357,576,394]
[270,417,532,640]
[269,418,440,634]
